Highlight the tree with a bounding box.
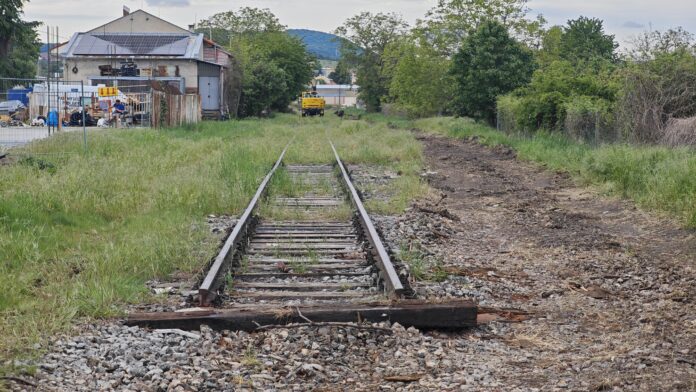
[335,12,408,112]
[328,61,352,85]
[233,32,316,116]
[537,25,563,65]
[617,49,696,143]
[385,39,454,117]
[199,8,315,117]
[0,0,40,78]
[451,20,534,123]
[196,7,285,44]
[627,27,696,61]
[414,0,541,55]
[238,60,288,117]
[559,16,618,64]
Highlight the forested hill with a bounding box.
[287,29,341,60]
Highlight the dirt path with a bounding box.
[417,133,695,390]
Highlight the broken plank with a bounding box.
[126,300,478,331]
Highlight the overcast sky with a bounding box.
[25,0,696,48]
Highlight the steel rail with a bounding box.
[198,143,290,306]
[330,142,404,298]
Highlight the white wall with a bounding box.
[88,10,188,34]
[62,58,199,89]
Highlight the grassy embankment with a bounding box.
[407,116,695,229]
[0,114,427,374]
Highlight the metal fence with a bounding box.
[0,77,153,155]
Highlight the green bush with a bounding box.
[496,95,522,133]
[517,91,566,131]
[563,95,616,143]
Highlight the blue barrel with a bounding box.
[47,110,59,126]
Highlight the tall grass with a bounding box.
[0,113,428,369]
[414,117,696,228]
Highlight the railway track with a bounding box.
[199,143,403,308]
[128,142,476,331]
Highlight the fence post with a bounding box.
[496,109,500,132]
[81,80,87,151]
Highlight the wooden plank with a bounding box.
[247,258,367,265]
[246,263,368,271]
[234,282,371,291]
[246,249,362,256]
[232,290,368,299]
[235,272,368,279]
[254,231,355,236]
[248,243,358,250]
[126,300,478,331]
[252,236,355,240]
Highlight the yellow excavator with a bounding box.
[299,86,325,117]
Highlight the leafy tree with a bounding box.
[0,0,40,79]
[617,49,696,143]
[335,12,408,112]
[537,25,563,65]
[233,32,315,116]
[415,0,542,55]
[385,39,454,117]
[559,16,618,63]
[197,7,285,44]
[199,8,315,117]
[238,60,288,117]
[627,27,696,61]
[509,59,617,130]
[451,20,534,123]
[328,61,352,84]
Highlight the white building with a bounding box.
[315,85,359,107]
[59,9,233,118]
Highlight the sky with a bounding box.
[24,0,696,48]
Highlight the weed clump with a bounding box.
[18,156,57,174]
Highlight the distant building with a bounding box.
[315,85,359,107]
[59,9,234,118]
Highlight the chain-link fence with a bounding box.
[0,77,153,156]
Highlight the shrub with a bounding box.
[563,96,616,143]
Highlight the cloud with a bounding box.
[622,20,645,29]
[146,0,190,7]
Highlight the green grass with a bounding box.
[0,112,428,371]
[413,117,696,228]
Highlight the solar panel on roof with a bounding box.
[72,34,190,56]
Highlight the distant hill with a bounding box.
[288,29,343,61]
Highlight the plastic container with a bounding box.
[47,110,59,126]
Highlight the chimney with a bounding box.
[123,5,130,16]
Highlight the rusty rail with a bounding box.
[198,144,290,306]
[330,142,405,298]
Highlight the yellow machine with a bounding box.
[300,89,325,117]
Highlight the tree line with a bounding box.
[333,0,696,145]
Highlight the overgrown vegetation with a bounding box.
[0,113,427,370]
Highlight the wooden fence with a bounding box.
[151,92,201,128]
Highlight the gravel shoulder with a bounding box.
[405,133,695,391]
[8,133,695,391]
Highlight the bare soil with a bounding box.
[417,133,696,390]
